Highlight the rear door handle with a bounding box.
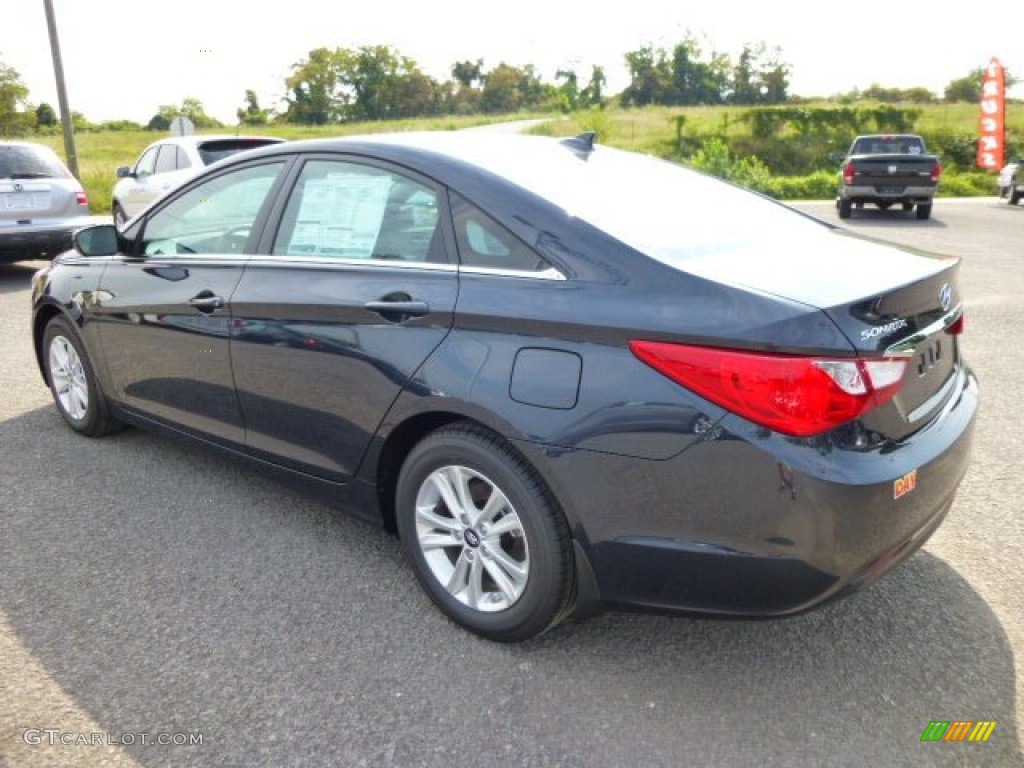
[189,292,225,312]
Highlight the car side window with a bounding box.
[140,161,285,256]
[450,193,551,273]
[176,147,192,171]
[154,145,177,175]
[134,147,159,177]
[272,160,445,263]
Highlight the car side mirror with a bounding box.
[74,224,121,257]
[116,166,133,179]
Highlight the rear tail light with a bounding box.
[75,190,88,206]
[629,341,907,437]
[843,161,856,185]
[946,313,965,335]
[930,163,942,182]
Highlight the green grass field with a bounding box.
[33,113,537,214]
[33,103,1022,212]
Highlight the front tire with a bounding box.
[396,423,574,642]
[43,317,121,437]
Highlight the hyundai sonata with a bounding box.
[31,132,978,641]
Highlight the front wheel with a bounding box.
[396,424,574,642]
[43,317,121,437]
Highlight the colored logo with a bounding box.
[921,721,996,742]
[894,469,917,500]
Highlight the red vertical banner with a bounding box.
[977,58,1005,170]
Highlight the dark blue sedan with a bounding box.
[30,132,978,641]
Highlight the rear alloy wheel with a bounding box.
[838,198,852,219]
[916,202,932,220]
[396,424,573,642]
[43,317,121,437]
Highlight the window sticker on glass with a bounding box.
[288,175,394,258]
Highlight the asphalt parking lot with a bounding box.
[2,198,1022,767]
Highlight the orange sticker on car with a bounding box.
[894,469,917,499]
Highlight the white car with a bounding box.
[112,134,284,225]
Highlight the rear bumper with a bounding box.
[0,218,92,262]
[519,365,978,617]
[840,185,936,204]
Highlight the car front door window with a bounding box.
[134,147,159,178]
[141,162,285,256]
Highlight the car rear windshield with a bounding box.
[0,143,68,179]
[851,136,926,155]
[444,137,825,266]
[197,139,282,166]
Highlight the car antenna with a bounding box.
[560,131,597,156]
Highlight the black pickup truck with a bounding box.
[835,134,941,220]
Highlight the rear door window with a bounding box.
[272,159,447,263]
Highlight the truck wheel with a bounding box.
[838,199,852,219]
[916,203,932,220]
[901,202,913,212]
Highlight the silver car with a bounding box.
[1,142,93,263]
[112,134,285,226]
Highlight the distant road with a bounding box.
[460,117,549,133]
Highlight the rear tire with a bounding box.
[42,317,122,437]
[396,423,574,642]
[916,202,932,220]
[838,198,852,219]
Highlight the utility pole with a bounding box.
[42,0,79,179]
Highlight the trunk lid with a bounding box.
[674,228,964,436]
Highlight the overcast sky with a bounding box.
[3,0,1020,124]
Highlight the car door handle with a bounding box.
[189,293,225,312]
[364,299,430,317]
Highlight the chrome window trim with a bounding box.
[458,264,566,281]
[243,255,566,280]
[121,254,251,268]
[244,255,459,273]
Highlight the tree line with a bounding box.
[0,42,1016,136]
